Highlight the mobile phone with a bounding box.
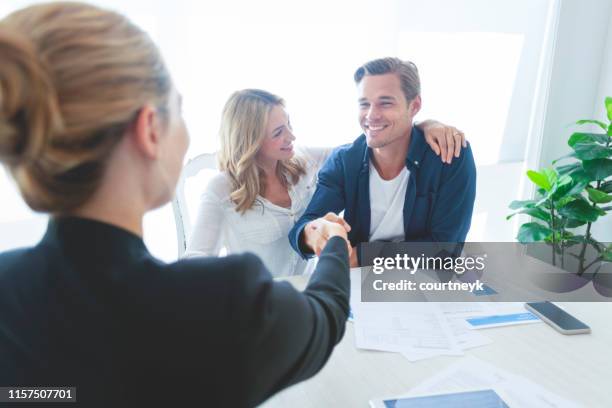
[524,301,591,335]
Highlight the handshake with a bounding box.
[302,213,357,267]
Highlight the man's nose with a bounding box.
[366,105,381,121]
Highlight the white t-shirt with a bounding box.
[184,146,333,277]
[369,162,409,242]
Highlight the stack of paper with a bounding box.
[349,270,540,362]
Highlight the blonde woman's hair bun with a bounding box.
[0,27,63,167]
[0,2,170,212]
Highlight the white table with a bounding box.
[261,274,612,408]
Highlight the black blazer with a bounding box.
[0,217,349,407]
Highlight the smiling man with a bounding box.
[288,57,477,265]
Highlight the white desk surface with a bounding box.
[261,273,612,408]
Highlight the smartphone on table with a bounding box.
[525,301,591,335]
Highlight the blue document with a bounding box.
[473,284,498,296]
[466,312,539,328]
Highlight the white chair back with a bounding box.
[172,153,218,257]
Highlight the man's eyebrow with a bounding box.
[358,96,397,103]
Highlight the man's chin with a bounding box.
[365,135,386,149]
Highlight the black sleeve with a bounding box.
[234,236,350,407]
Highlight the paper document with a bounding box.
[354,302,460,353]
[351,269,538,362]
[404,356,582,408]
[351,269,492,361]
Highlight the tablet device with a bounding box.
[369,389,509,408]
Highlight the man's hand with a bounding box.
[303,212,352,256]
[418,119,467,164]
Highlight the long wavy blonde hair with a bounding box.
[218,89,306,213]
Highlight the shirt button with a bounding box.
[414,160,419,165]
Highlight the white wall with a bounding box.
[397,0,551,164]
[592,4,612,241]
[595,7,612,113]
[538,0,612,241]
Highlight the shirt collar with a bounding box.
[42,216,148,259]
[360,125,427,172]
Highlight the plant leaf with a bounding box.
[606,96,612,122]
[517,222,552,243]
[568,132,609,146]
[572,143,612,160]
[556,174,571,187]
[543,168,558,188]
[567,182,589,199]
[576,120,608,132]
[557,199,602,222]
[535,187,547,199]
[583,158,612,181]
[586,187,612,203]
[527,207,553,222]
[535,195,550,208]
[555,195,576,208]
[508,200,537,210]
[552,151,577,164]
[556,162,581,176]
[565,218,587,228]
[592,133,612,144]
[602,243,612,262]
[507,207,551,222]
[564,234,583,243]
[570,168,593,182]
[551,170,591,199]
[527,170,552,191]
[600,180,612,193]
[551,175,576,200]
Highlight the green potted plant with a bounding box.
[507,97,612,275]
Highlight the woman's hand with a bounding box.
[417,119,467,164]
[303,212,352,257]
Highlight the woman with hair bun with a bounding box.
[0,3,351,406]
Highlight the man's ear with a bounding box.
[409,95,422,116]
[131,104,161,160]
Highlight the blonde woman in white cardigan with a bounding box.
[184,89,466,276]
